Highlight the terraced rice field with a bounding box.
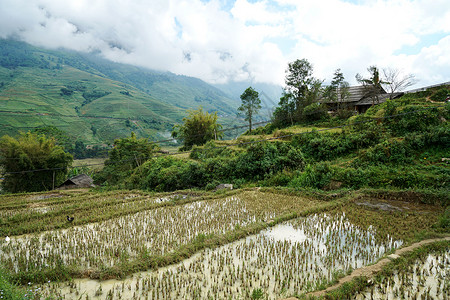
[0,190,326,278]
[354,250,449,299]
[33,212,404,299]
[0,189,446,299]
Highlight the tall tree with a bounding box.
[382,68,417,99]
[275,58,322,124]
[273,93,295,127]
[356,66,388,105]
[238,87,262,133]
[0,132,73,192]
[329,69,350,110]
[172,107,223,150]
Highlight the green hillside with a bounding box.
[0,39,241,145]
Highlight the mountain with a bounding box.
[0,39,242,145]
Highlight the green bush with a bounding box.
[234,142,305,180]
[126,157,208,192]
[385,105,444,135]
[303,102,329,121]
[430,88,450,102]
[0,267,26,300]
[404,125,449,149]
[335,165,449,189]
[336,109,354,119]
[356,139,412,165]
[288,162,333,189]
[262,169,296,187]
[291,129,381,161]
[0,132,73,193]
[97,132,159,186]
[189,141,236,161]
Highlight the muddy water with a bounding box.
[34,212,403,299]
[354,251,450,300]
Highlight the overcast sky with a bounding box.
[1,0,449,88]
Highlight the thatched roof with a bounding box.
[58,174,94,189]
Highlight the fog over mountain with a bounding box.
[0,0,449,88]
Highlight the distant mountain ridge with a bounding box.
[0,39,260,144]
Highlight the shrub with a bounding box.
[430,88,450,102]
[303,102,329,121]
[385,105,443,135]
[262,169,296,187]
[126,156,208,192]
[336,109,354,119]
[189,141,235,161]
[97,132,158,186]
[356,139,412,165]
[234,142,305,180]
[291,130,381,161]
[288,162,333,189]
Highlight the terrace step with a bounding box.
[297,236,450,299]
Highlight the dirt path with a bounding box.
[297,236,450,299]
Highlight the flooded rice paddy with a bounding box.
[354,251,450,300]
[33,212,403,299]
[0,192,319,273]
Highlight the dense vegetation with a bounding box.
[94,89,449,197]
[0,132,73,192]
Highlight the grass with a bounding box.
[72,157,106,171]
[329,199,444,243]
[0,266,27,300]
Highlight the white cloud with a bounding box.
[0,0,449,88]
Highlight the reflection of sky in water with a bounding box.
[263,224,308,243]
[35,213,405,300]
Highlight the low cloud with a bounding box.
[0,0,448,88]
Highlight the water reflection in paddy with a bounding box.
[36,212,403,299]
[354,251,449,300]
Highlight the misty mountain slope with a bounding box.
[75,54,240,117]
[0,39,244,143]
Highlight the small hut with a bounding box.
[58,174,94,190]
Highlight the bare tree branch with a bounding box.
[382,68,418,99]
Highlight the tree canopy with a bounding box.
[0,132,73,192]
[238,87,262,133]
[323,69,350,110]
[98,132,159,185]
[172,107,223,150]
[273,58,322,126]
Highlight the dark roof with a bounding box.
[355,92,404,106]
[321,85,393,105]
[59,174,94,188]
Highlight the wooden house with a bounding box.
[322,85,403,113]
[57,174,94,190]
